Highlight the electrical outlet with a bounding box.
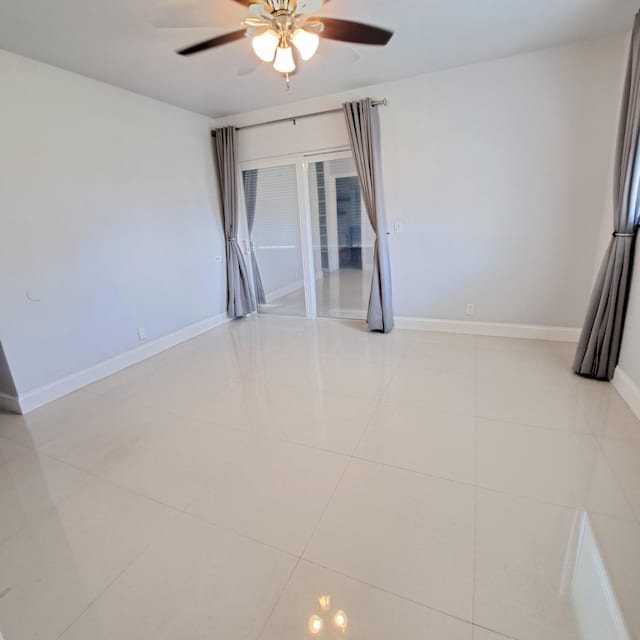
[394,221,404,233]
[465,304,475,316]
[215,255,223,263]
[137,327,147,341]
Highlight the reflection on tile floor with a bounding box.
[1,316,639,639]
[259,267,372,319]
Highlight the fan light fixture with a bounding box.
[292,28,320,60]
[241,2,328,87]
[249,24,321,80]
[273,44,296,73]
[252,27,318,75]
[176,0,394,93]
[252,29,279,61]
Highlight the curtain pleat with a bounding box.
[343,99,394,333]
[213,127,255,319]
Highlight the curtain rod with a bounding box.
[212,98,387,135]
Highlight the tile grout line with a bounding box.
[254,391,387,639]
[472,623,522,640]
[253,449,352,639]
[39,459,306,640]
[252,554,302,640]
[0,437,191,554]
[89,469,302,560]
[29,409,640,557]
[20,369,640,563]
[475,410,595,437]
[16,443,304,563]
[302,556,475,627]
[52,522,167,640]
[0,465,95,549]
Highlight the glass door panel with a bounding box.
[307,157,374,319]
[242,164,307,317]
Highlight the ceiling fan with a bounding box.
[176,0,393,84]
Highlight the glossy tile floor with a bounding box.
[1,316,640,639]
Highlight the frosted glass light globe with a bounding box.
[293,28,320,60]
[252,30,279,62]
[273,45,296,73]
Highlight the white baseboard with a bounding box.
[10,312,582,415]
[395,316,581,342]
[0,392,22,414]
[17,312,230,415]
[612,367,640,421]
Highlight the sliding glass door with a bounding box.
[306,155,374,319]
[240,151,373,320]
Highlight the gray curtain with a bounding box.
[213,126,255,318]
[242,169,266,305]
[343,98,394,333]
[574,15,640,380]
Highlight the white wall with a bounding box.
[218,35,627,328]
[0,49,226,396]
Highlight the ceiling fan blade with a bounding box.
[237,52,261,76]
[320,18,393,46]
[316,42,360,66]
[296,0,331,13]
[177,29,247,56]
[249,3,273,17]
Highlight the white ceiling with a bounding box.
[0,0,636,117]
